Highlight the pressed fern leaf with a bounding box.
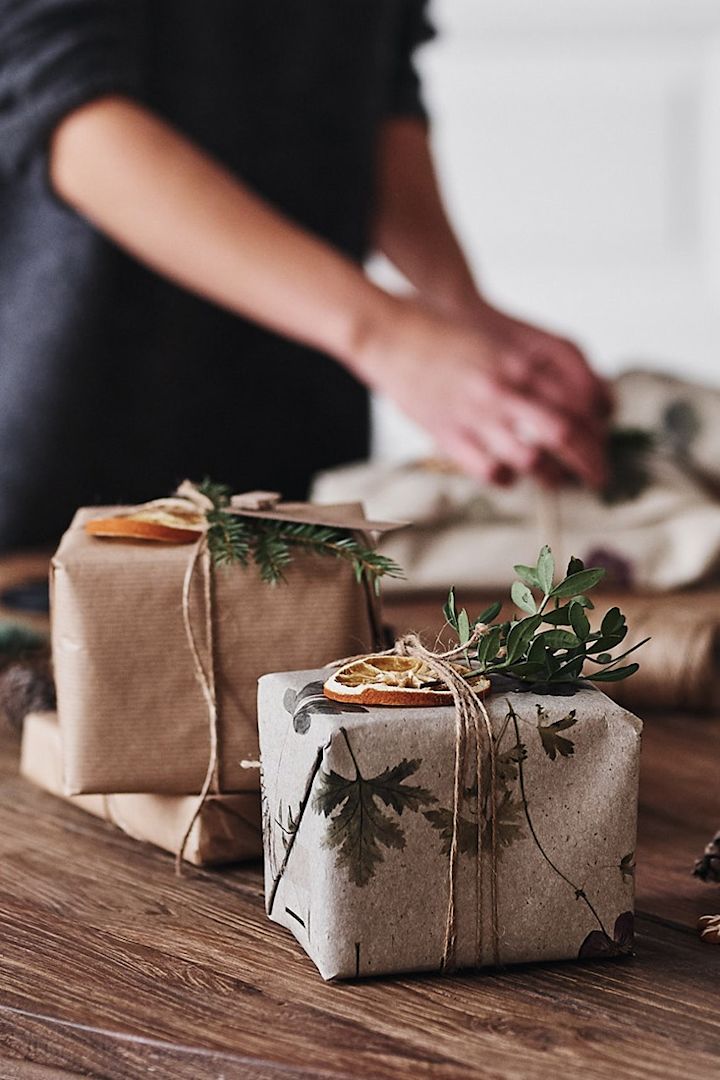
[423,808,477,856]
[313,734,435,886]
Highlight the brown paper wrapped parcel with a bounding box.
[21,712,261,865]
[52,499,393,796]
[259,668,642,980]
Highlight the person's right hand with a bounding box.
[351,295,608,488]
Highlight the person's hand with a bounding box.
[351,295,609,488]
[463,297,611,427]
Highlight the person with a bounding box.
[0,0,609,551]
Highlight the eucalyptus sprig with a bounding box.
[443,546,648,688]
[197,478,403,592]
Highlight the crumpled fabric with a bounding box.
[312,371,720,593]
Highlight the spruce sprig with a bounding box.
[443,546,648,689]
[196,478,403,591]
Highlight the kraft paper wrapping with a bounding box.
[20,712,262,865]
[259,668,642,981]
[602,592,720,713]
[52,502,391,796]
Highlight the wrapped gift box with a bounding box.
[52,500,391,795]
[258,668,642,980]
[21,712,262,865]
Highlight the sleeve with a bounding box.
[0,0,144,179]
[387,0,436,122]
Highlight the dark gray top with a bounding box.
[0,0,433,548]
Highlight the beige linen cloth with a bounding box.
[313,372,720,593]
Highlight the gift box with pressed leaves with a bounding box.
[259,549,645,981]
[21,711,262,865]
[259,666,641,980]
[51,482,401,796]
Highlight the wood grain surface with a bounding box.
[0,706,717,1080]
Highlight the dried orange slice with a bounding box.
[323,655,490,707]
[84,500,205,544]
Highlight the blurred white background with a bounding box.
[371,0,720,459]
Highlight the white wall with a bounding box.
[372,0,720,460]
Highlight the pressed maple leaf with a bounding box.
[495,742,527,784]
[423,808,477,856]
[536,705,578,760]
[426,786,525,856]
[312,730,436,886]
[479,787,525,850]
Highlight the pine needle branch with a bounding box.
[206,509,251,567]
[255,521,404,592]
[194,478,403,588]
[197,477,233,508]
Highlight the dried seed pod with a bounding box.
[0,659,55,735]
[698,914,720,944]
[693,831,720,883]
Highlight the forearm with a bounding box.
[373,117,481,318]
[50,95,390,367]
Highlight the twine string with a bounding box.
[170,480,386,871]
[176,534,219,873]
[392,631,499,971]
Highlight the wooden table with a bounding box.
[0,710,717,1080]
[0,566,718,1078]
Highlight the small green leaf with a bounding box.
[443,587,458,630]
[542,604,573,626]
[504,660,546,679]
[596,652,612,664]
[527,635,549,666]
[536,545,555,595]
[551,568,606,598]
[475,600,502,625]
[513,563,541,589]
[477,624,502,666]
[538,629,580,650]
[571,594,594,609]
[511,580,538,615]
[566,556,585,576]
[505,614,542,663]
[457,608,471,645]
[590,663,640,682]
[587,630,627,653]
[601,606,625,637]
[569,604,590,641]
[550,656,586,682]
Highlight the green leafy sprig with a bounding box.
[443,546,648,688]
[197,478,403,591]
